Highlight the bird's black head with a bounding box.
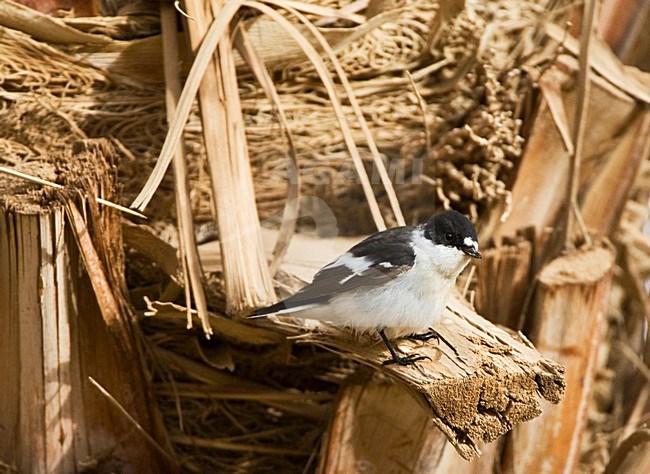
[423,210,482,259]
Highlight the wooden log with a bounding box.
[505,241,615,474]
[170,229,565,462]
[474,229,535,329]
[321,374,506,473]
[497,48,650,247]
[0,145,175,472]
[318,232,537,472]
[321,374,440,474]
[144,288,564,463]
[275,292,566,462]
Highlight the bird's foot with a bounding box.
[408,328,440,342]
[378,328,431,366]
[382,352,431,366]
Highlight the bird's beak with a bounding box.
[462,247,483,259]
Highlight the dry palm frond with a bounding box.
[160,1,210,334]
[232,26,300,275]
[262,0,406,226]
[129,0,242,212]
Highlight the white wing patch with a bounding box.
[464,236,478,250]
[379,262,393,268]
[339,274,355,284]
[323,252,372,273]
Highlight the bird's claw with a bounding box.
[382,353,431,366]
[408,329,440,342]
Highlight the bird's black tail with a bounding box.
[248,301,288,319]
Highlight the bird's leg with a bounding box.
[379,329,430,366]
[408,328,440,342]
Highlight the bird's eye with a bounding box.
[445,233,454,242]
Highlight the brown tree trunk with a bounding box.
[505,241,615,474]
[0,143,175,473]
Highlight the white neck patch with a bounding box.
[411,228,469,279]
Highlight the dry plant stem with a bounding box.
[619,241,650,325]
[122,222,183,283]
[426,0,465,51]
[618,385,650,448]
[152,345,329,420]
[0,0,111,45]
[155,385,333,401]
[617,0,650,64]
[405,71,432,153]
[232,26,300,275]
[616,342,650,386]
[66,200,126,333]
[259,0,405,227]
[406,69,432,223]
[160,1,210,334]
[162,4,194,322]
[497,58,648,249]
[581,112,650,237]
[39,209,73,473]
[2,207,47,472]
[183,0,275,314]
[544,23,650,104]
[174,0,195,21]
[170,434,311,456]
[605,429,650,474]
[280,0,366,24]
[474,233,533,328]
[89,376,178,465]
[214,0,275,312]
[315,0,369,27]
[560,0,595,251]
[539,72,574,155]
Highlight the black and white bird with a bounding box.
[249,210,482,365]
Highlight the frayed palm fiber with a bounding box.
[244,0,534,232]
[0,0,542,234]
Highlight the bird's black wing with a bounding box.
[250,226,417,316]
